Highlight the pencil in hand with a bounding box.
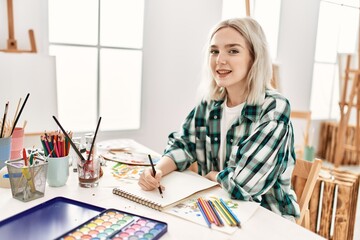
[148,154,163,198]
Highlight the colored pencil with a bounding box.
[52,116,85,161]
[29,153,34,166]
[22,148,28,166]
[148,154,163,198]
[208,200,224,226]
[220,198,242,228]
[196,201,211,228]
[53,139,60,157]
[87,117,102,161]
[213,199,235,226]
[198,197,214,223]
[40,137,49,156]
[11,93,30,135]
[204,199,221,226]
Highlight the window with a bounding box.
[222,0,282,60]
[48,0,144,131]
[310,0,359,120]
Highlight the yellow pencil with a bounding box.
[21,167,36,193]
[213,200,235,226]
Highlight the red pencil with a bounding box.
[53,139,60,157]
[198,198,214,223]
[22,148,28,166]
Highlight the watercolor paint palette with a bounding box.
[57,209,167,240]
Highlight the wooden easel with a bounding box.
[333,18,360,167]
[0,0,37,53]
[245,0,250,16]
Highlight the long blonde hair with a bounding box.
[197,17,273,105]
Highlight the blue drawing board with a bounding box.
[0,197,104,240]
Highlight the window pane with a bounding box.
[253,0,281,59]
[48,0,98,45]
[49,45,98,131]
[337,5,359,53]
[311,0,359,122]
[100,49,142,131]
[314,2,340,62]
[315,1,359,62]
[222,0,248,18]
[310,63,338,119]
[222,0,281,59]
[100,0,145,48]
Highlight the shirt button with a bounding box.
[214,115,218,119]
[214,137,218,141]
[230,139,233,143]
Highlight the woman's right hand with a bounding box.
[138,167,164,191]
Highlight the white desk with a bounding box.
[0,140,325,240]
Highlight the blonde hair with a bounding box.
[197,17,273,105]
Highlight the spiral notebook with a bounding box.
[112,170,219,211]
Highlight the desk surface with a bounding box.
[0,139,325,240]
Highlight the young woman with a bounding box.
[138,17,300,220]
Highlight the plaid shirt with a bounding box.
[164,90,300,218]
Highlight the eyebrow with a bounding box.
[210,43,245,49]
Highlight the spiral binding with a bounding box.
[112,188,162,211]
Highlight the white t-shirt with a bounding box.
[219,99,245,170]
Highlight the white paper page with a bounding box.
[114,170,219,208]
[163,187,260,235]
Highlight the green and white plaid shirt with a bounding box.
[164,90,300,218]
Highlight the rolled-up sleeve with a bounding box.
[163,108,198,171]
[217,119,291,202]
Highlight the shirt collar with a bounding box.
[243,92,266,122]
[212,92,266,122]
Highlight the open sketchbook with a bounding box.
[112,170,219,210]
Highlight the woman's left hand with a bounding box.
[205,171,219,182]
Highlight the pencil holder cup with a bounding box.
[46,155,70,187]
[10,127,24,160]
[6,158,48,202]
[0,136,12,170]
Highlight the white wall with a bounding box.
[1,0,320,153]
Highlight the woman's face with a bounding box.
[209,27,253,94]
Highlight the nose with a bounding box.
[216,53,226,65]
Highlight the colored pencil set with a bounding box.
[52,116,102,163]
[40,131,72,158]
[196,197,241,228]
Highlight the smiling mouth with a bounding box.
[217,70,231,77]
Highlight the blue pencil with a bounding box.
[196,201,211,228]
[220,198,242,228]
[208,200,224,226]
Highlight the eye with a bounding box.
[210,49,219,55]
[229,49,239,54]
